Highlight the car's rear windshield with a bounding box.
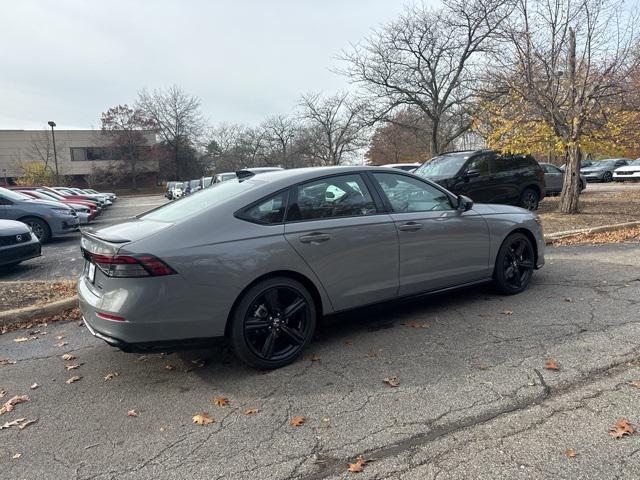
[413,153,470,177]
[0,187,32,201]
[140,180,257,222]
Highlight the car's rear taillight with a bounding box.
[82,250,176,278]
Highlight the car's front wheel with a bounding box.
[519,188,539,211]
[229,277,316,369]
[603,171,613,182]
[493,233,535,295]
[22,217,51,243]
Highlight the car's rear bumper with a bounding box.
[0,240,41,266]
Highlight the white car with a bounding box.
[613,158,640,181]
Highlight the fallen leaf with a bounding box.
[30,383,39,390]
[0,389,5,398]
[13,337,35,343]
[383,376,400,387]
[244,408,259,415]
[290,415,305,427]
[66,376,82,384]
[564,298,573,303]
[103,372,119,381]
[304,354,321,361]
[501,310,513,315]
[477,362,491,370]
[627,380,640,389]
[61,353,77,361]
[18,418,37,430]
[565,448,577,458]
[366,350,377,358]
[0,358,16,365]
[0,395,29,415]
[401,321,429,329]
[127,410,139,417]
[610,419,635,439]
[137,355,148,361]
[55,341,68,347]
[55,335,65,340]
[192,413,214,425]
[1,418,25,430]
[213,397,229,407]
[164,364,175,370]
[348,456,369,473]
[544,358,560,371]
[12,453,21,459]
[159,426,165,432]
[191,359,206,368]
[344,341,353,346]
[65,363,83,370]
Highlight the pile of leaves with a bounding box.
[0,281,77,311]
[553,226,640,246]
[0,307,80,335]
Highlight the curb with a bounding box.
[545,220,640,244]
[0,295,78,325]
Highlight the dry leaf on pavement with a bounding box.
[290,416,305,427]
[55,341,68,347]
[192,413,214,425]
[304,354,321,361]
[627,380,640,389]
[565,449,577,458]
[12,453,21,459]
[18,418,37,430]
[401,322,429,329]
[348,456,369,473]
[383,376,400,387]
[104,372,119,381]
[61,353,77,361]
[65,363,83,370]
[127,410,139,417]
[164,364,175,370]
[610,419,635,439]
[66,376,82,384]
[0,395,29,415]
[0,389,5,398]
[213,397,229,407]
[1,418,25,430]
[0,358,16,365]
[13,337,36,343]
[544,359,560,371]
[30,383,39,390]
[244,408,259,415]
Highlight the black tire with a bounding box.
[229,276,316,369]
[493,233,535,295]
[579,180,585,191]
[22,217,51,244]
[603,171,613,182]
[519,188,539,211]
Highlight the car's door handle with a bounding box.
[298,233,331,244]
[398,222,423,232]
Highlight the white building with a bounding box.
[0,129,159,187]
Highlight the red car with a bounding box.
[10,187,100,217]
[16,189,98,220]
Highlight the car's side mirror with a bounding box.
[457,195,473,212]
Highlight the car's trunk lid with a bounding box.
[81,219,173,253]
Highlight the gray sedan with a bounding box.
[78,167,545,369]
[580,158,630,182]
[540,163,586,195]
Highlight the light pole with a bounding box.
[48,121,59,185]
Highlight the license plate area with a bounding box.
[85,260,96,283]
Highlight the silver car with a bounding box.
[540,163,586,195]
[78,167,545,369]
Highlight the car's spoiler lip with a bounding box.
[81,228,131,244]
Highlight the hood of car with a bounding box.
[581,166,607,173]
[83,219,172,244]
[0,219,31,235]
[22,199,70,209]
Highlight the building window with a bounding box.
[70,146,151,161]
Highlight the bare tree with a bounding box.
[339,0,514,155]
[137,85,205,179]
[262,115,298,168]
[298,92,369,165]
[493,0,638,213]
[100,104,155,189]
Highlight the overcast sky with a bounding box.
[0,0,415,131]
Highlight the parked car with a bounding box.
[84,188,117,201]
[67,187,113,206]
[613,158,640,182]
[413,150,546,210]
[78,166,544,369]
[202,177,213,188]
[165,182,177,199]
[188,179,202,194]
[52,187,109,207]
[580,158,630,182]
[10,187,100,217]
[0,219,41,268]
[382,163,422,172]
[16,190,93,224]
[213,172,237,184]
[0,187,79,243]
[539,163,586,195]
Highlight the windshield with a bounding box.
[38,189,66,201]
[413,153,471,178]
[0,187,32,201]
[630,159,640,166]
[140,179,257,222]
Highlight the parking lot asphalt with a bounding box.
[1,241,639,479]
[0,195,168,282]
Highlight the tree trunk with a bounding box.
[559,143,581,213]
[174,144,180,180]
[430,119,440,156]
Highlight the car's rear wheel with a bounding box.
[519,188,539,211]
[22,217,51,244]
[493,233,535,295]
[229,277,316,369]
[603,171,613,182]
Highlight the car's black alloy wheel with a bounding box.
[493,233,535,294]
[23,217,51,243]
[230,277,316,369]
[603,171,613,182]
[520,188,539,211]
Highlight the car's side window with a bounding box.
[373,173,453,213]
[241,192,287,224]
[465,154,491,175]
[286,174,378,222]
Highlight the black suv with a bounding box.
[413,150,546,210]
